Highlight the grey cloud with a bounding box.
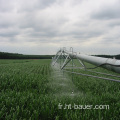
[109,21,120,27]
[0,31,19,37]
[27,30,58,38]
[17,0,56,12]
[72,30,104,39]
[92,4,120,20]
[0,0,120,55]
[103,36,120,41]
[0,19,15,28]
[38,0,56,8]
[0,0,56,14]
[0,23,11,28]
[17,12,68,39]
[92,10,120,20]
[0,0,15,12]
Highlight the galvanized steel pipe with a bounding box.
[62,50,120,74]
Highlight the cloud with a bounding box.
[92,8,120,20]
[0,0,120,55]
[91,0,120,20]
[17,0,56,12]
[0,0,15,12]
[109,20,120,27]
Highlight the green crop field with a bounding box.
[0,59,120,120]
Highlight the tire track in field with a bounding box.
[48,63,83,98]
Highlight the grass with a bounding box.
[0,59,120,119]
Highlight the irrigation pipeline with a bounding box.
[64,67,120,78]
[63,50,120,74]
[53,48,120,83]
[63,70,120,83]
[84,63,120,69]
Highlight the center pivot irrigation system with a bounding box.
[52,47,120,82]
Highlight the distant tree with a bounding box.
[0,52,54,59]
[92,54,120,60]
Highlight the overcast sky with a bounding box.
[0,0,120,55]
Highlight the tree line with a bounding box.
[0,52,54,59]
[0,51,120,60]
[93,54,120,60]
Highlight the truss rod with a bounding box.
[62,50,120,74]
[63,70,120,82]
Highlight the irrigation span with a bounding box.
[52,47,120,82]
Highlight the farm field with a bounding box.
[0,59,120,120]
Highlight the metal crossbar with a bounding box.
[52,47,120,82]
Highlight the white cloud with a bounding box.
[0,0,120,55]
